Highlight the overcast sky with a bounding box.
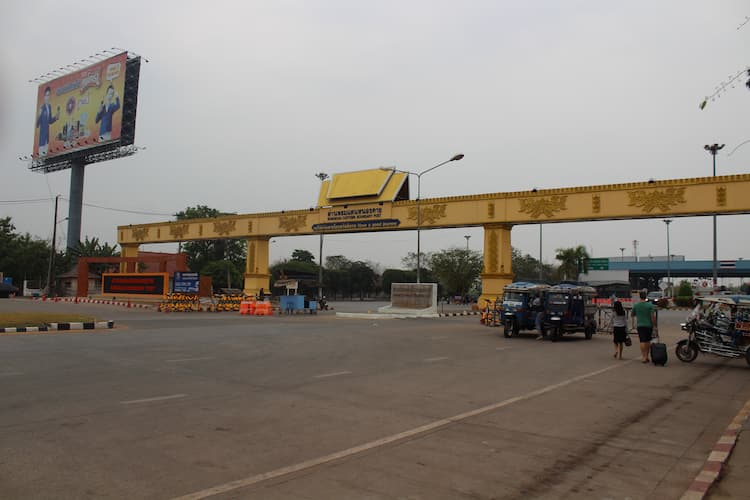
[1,1,748,274]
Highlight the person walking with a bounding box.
[532,294,547,340]
[632,289,657,363]
[612,300,628,359]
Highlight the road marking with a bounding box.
[170,362,624,500]
[313,371,352,379]
[495,347,512,351]
[166,357,215,363]
[423,357,449,362]
[120,394,188,405]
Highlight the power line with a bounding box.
[59,198,175,216]
[0,197,53,205]
[0,196,174,217]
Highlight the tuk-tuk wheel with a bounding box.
[584,325,594,340]
[677,341,699,363]
[745,347,750,367]
[503,322,513,338]
[550,328,560,342]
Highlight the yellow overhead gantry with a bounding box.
[118,169,750,303]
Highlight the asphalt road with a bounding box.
[1,299,750,499]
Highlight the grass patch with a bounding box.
[0,313,97,328]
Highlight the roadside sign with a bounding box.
[173,272,199,293]
[588,258,609,270]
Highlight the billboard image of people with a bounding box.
[33,52,127,158]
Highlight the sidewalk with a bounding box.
[705,405,750,499]
[683,398,750,499]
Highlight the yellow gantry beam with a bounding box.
[117,173,750,298]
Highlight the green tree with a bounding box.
[291,249,316,263]
[429,248,483,297]
[381,269,416,295]
[324,256,351,299]
[555,245,590,281]
[677,280,693,297]
[0,217,56,289]
[202,260,244,290]
[511,248,555,282]
[175,205,246,279]
[348,260,377,300]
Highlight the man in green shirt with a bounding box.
[632,289,657,363]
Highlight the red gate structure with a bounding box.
[76,254,187,297]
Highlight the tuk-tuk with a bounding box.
[544,283,598,341]
[501,282,550,338]
[677,295,750,365]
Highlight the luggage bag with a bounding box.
[650,331,667,366]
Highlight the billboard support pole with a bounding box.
[67,158,85,250]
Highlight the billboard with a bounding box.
[32,52,130,159]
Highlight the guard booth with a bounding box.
[274,279,317,313]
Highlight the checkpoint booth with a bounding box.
[275,279,317,314]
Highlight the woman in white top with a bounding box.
[612,300,628,359]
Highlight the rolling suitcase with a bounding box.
[650,331,667,366]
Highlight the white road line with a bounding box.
[166,357,215,363]
[120,394,188,405]
[313,371,352,379]
[495,347,512,351]
[171,362,625,500]
[423,356,449,362]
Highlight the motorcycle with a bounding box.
[676,295,750,366]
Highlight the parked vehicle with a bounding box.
[501,282,550,337]
[676,295,750,366]
[544,283,598,341]
[0,282,19,298]
[646,291,664,305]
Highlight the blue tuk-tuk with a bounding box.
[501,282,550,338]
[544,283,598,341]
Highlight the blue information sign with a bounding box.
[173,272,199,293]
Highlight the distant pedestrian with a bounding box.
[632,289,657,363]
[612,300,628,359]
[532,294,546,340]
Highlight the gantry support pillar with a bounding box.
[479,224,514,305]
[120,244,140,273]
[243,237,271,297]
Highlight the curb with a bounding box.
[439,311,480,317]
[0,320,115,334]
[30,296,155,309]
[680,398,750,500]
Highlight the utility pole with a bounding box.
[46,195,60,296]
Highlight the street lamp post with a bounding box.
[664,219,672,297]
[619,247,625,261]
[704,143,725,288]
[539,224,543,281]
[383,154,464,283]
[315,172,329,300]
